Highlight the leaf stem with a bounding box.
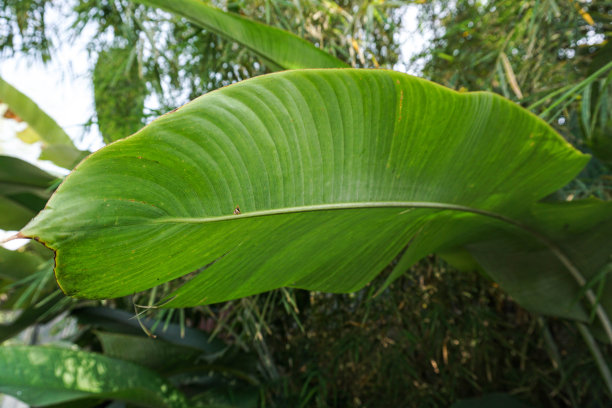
[576,322,612,396]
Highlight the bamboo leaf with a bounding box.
[500,52,523,99]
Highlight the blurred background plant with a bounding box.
[415,0,612,199]
[0,0,610,407]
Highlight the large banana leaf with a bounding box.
[134,0,348,70]
[22,69,604,319]
[0,76,87,169]
[0,345,188,407]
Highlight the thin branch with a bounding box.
[576,322,612,396]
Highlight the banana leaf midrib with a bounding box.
[150,201,520,225]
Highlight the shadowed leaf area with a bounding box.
[264,260,611,407]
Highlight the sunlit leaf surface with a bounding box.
[0,345,188,407]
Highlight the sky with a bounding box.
[0,3,430,250]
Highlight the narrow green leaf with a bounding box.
[22,69,593,312]
[0,76,88,169]
[0,345,188,407]
[0,155,56,188]
[134,0,348,70]
[72,306,225,354]
[0,155,56,229]
[93,330,259,388]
